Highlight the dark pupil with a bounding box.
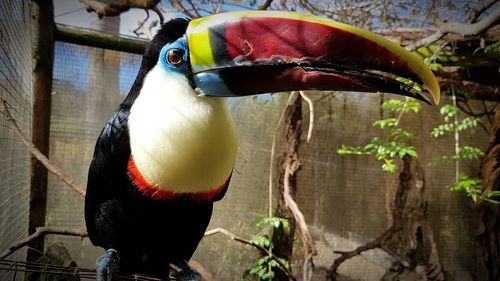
[167,49,183,65]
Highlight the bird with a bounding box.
[85,10,440,281]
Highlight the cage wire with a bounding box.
[0,1,32,280]
[0,260,164,281]
[46,41,142,269]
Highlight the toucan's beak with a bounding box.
[187,11,440,104]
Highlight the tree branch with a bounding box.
[257,0,273,10]
[0,227,88,260]
[170,0,197,18]
[284,162,316,281]
[79,0,161,19]
[0,99,86,197]
[468,0,499,23]
[132,9,151,37]
[204,228,296,280]
[299,91,314,142]
[406,6,500,51]
[328,226,400,278]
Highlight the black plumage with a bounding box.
[84,18,220,278]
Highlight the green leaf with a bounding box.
[439,104,459,122]
[382,158,396,173]
[381,98,420,113]
[250,235,273,250]
[373,118,397,129]
[448,173,482,202]
[458,146,484,160]
[457,117,480,131]
[390,128,415,141]
[251,216,290,233]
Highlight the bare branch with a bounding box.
[257,0,274,10]
[170,0,197,18]
[468,0,499,23]
[284,162,316,281]
[0,227,88,260]
[299,91,314,142]
[151,6,164,24]
[204,228,296,281]
[326,226,399,280]
[79,0,160,18]
[144,20,158,40]
[132,9,150,36]
[0,99,86,197]
[406,6,500,51]
[268,93,298,218]
[185,0,201,18]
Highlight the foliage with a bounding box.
[338,95,499,204]
[337,98,420,173]
[245,216,291,280]
[431,104,499,204]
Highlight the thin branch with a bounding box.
[170,0,197,18]
[132,9,150,37]
[79,0,161,18]
[406,6,500,51]
[257,0,274,10]
[284,162,316,281]
[185,0,201,18]
[0,227,88,260]
[299,91,314,142]
[151,6,164,24]
[0,99,86,197]
[268,93,298,218]
[468,0,499,23]
[144,20,158,40]
[204,228,296,281]
[328,226,399,276]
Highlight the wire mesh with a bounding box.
[47,41,141,268]
[0,1,32,281]
[0,260,163,281]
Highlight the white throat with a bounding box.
[128,66,238,194]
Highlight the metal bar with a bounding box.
[55,25,148,55]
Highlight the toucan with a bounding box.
[85,11,440,281]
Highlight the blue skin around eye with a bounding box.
[158,36,190,76]
[158,36,236,97]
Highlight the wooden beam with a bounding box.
[28,0,54,262]
[55,25,148,54]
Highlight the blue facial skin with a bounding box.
[158,36,191,76]
[158,36,236,97]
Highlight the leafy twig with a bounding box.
[204,228,296,280]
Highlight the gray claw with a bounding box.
[174,260,201,281]
[96,249,120,281]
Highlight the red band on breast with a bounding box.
[127,155,230,202]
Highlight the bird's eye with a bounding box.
[166,49,184,66]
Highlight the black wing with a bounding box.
[84,108,131,249]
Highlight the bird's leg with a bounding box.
[96,249,120,281]
[173,260,201,281]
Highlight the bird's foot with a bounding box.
[96,249,120,281]
[173,260,201,281]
